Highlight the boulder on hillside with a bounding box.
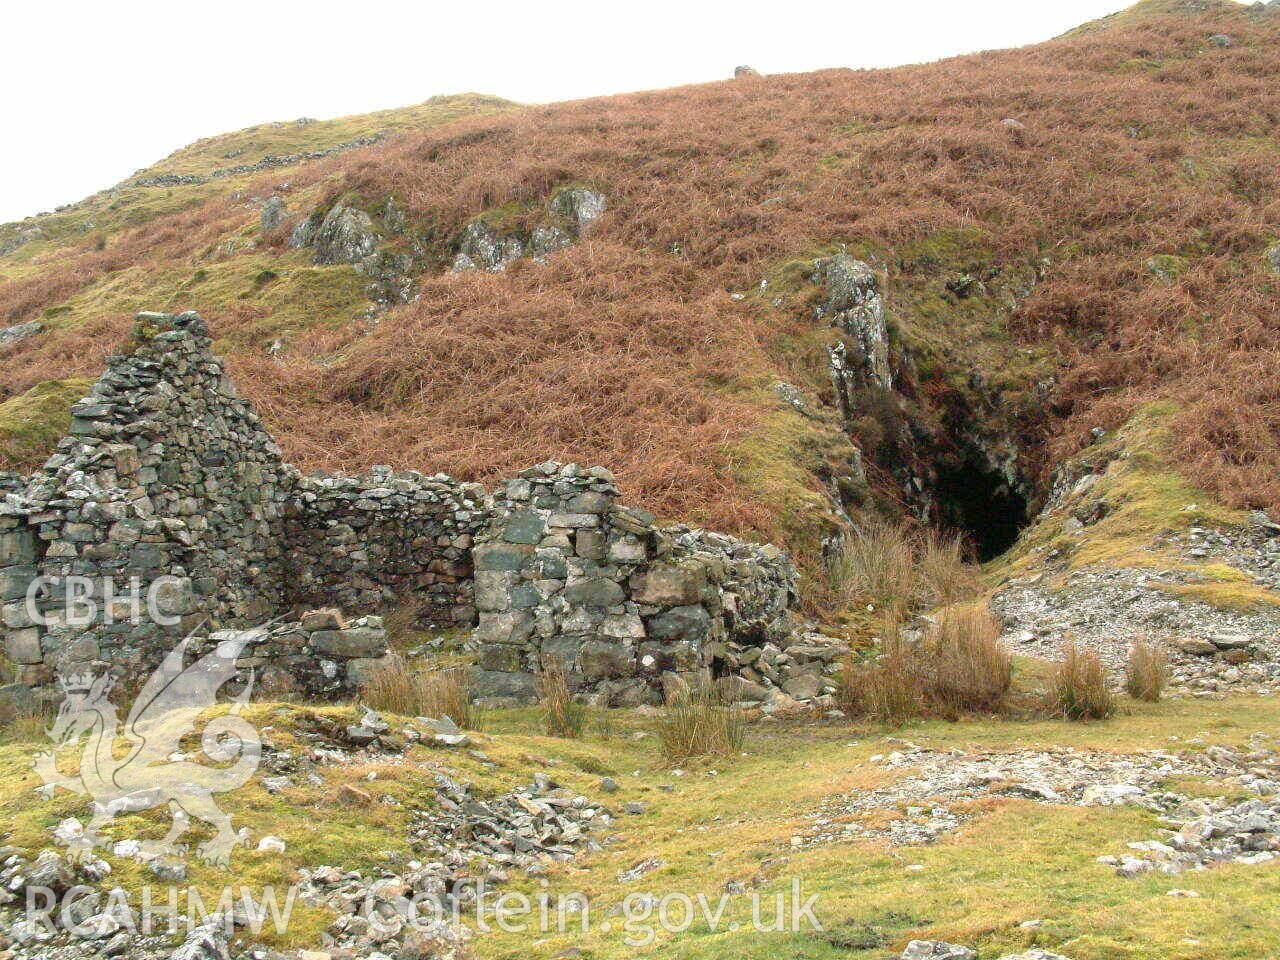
[290,204,380,265]
[311,205,380,265]
[901,940,976,960]
[529,223,574,259]
[0,321,44,348]
[549,186,607,235]
[1263,240,1280,275]
[259,196,284,233]
[452,220,525,272]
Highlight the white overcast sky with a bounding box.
[3,0,1143,225]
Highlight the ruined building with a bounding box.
[0,313,797,707]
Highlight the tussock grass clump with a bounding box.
[360,654,477,729]
[656,678,746,764]
[828,521,920,611]
[537,658,587,739]
[921,605,1013,715]
[917,533,979,607]
[1125,638,1169,703]
[837,616,923,724]
[827,520,978,614]
[840,606,1012,722]
[1051,642,1116,721]
[0,691,50,743]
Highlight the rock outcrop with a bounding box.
[816,254,891,406]
[259,195,285,233]
[452,220,525,273]
[290,204,380,265]
[453,187,606,272]
[0,321,44,348]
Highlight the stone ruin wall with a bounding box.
[0,311,798,706]
[1,312,295,690]
[472,465,796,704]
[282,470,485,624]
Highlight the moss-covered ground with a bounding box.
[3,682,1279,959]
[0,378,94,471]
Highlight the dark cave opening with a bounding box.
[933,457,1030,563]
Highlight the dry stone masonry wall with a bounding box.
[472,463,797,705]
[283,469,486,625]
[1,312,294,690]
[0,311,797,706]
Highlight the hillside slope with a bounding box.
[3,0,1280,582]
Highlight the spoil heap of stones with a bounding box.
[993,564,1280,694]
[291,771,608,957]
[996,456,1280,693]
[901,943,1070,960]
[800,739,1280,849]
[1,311,798,705]
[472,462,799,705]
[416,772,609,883]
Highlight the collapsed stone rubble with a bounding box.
[800,739,1280,853]
[902,944,1070,960]
[289,771,610,957]
[1105,792,1280,878]
[993,564,1280,695]
[0,698,612,959]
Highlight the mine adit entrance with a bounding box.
[932,451,1030,562]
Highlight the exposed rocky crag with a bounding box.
[806,252,1036,561]
[453,187,606,272]
[0,322,43,349]
[819,254,892,399]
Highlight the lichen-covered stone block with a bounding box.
[3,627,43,665]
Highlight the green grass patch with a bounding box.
[0,378,93,471]
[4,692,1280,957]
